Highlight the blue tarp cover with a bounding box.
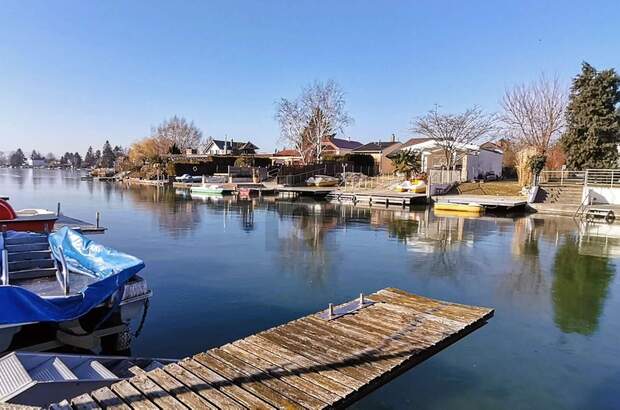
[0,227,144,325]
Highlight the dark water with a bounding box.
[2,168,620,410]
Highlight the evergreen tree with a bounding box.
[100,140,115,168]
[73,152,82,168]
[94,149,101,166]
[30,150,43,160]
[84,146,95,167]
[561,62,620,169]
[9,148,25,166]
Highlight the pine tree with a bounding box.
[73,152,82,168]
[100,140,115,168]
[561,62,620,169]
[9,148,25,166]
[84,146,95,168]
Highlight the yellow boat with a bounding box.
[433,202,484,214]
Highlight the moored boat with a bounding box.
[0,199,57,233]
[0,227,152,353]
[190,184,226,194]
[0,352,175,406]
[306,175,339,187]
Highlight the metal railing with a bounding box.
[1,249,8,286]
[538,170,587,185]
[57,246,70,295]
[584,169,620,187]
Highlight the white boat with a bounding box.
[0,352,175,406]
[306,175,339,187]
[190,184,228,194]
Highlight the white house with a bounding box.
[203,138,258,156]
[27,158,46,168]
[399,138,503,181]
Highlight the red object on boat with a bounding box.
[0,199,57,233]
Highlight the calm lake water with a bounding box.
[2,168,620,409]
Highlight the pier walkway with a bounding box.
[53,288,493,409]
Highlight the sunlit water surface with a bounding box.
[2,168,620,410]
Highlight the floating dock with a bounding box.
[277,186,338,198]
[53,288,493,409]
[437,195,527,210]
[329,190,428,207]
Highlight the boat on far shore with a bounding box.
[306,175,339,187]
[190,184,226,194]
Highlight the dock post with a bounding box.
[328,303,334,319]
[96,212,100,228]
[57,202,61,216]
[359,293,365,306]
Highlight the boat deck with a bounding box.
[13,273,96,297]
[54,288,493,409]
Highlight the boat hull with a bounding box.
[0,218,57,232]
[190,187,225,194]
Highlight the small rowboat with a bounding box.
[434,202,484,214]
[306,175,339,187]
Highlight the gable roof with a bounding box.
[353,141,400,152]
[325,137,363,150]
[399,137,433,149]
[207,140,258,151]
[273,149,301,157]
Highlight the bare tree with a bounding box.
[411,106,497,169]
[151,115,203,152]
[276,80,353,164]
[501,75,566,154]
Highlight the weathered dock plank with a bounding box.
[57,288,493,409]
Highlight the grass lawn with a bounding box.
[448,180,523,196]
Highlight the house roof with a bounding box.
[273,149,301,157]
[480,141,503,154]
[399,137,433,149]
[208,140,258,150]
[353,141,400,152]
[324,137,363,150]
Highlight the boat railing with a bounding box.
[57,246,70,295]
[1,248,8,286]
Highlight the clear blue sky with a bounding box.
[1,0,618,156]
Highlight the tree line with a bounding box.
[0,140,126,168]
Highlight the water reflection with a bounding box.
[552,236,614,335]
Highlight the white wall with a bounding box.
[478,150,503,177]
[586,187,620,205]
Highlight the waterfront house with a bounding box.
[203,138,259,155]
[270,149,304,166]
[398,138,504,181]
[352,140,403,174]
[321,136,363,157]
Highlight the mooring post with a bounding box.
[56,202,61,217]
[328,303,334,319]
[96,211,100,228]
[359,293,365,306]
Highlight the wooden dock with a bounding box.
[55,215,106,234]
[53,288,493,409]
[437,195,527,210]
[328,190,428,207]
